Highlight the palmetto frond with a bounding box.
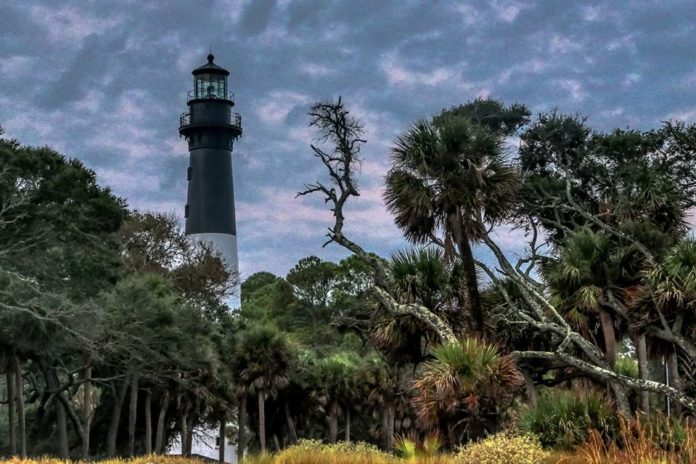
[412,338,522,441]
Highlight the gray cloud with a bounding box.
[1,0,695,276]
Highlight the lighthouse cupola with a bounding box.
[192,53,230,100]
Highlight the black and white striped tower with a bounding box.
[179,54,242,301]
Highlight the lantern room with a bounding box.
[191,53,231,101]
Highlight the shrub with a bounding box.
[273,439,395,464]
[519,388,617,449]
[395,434,443,460]
[454,433,548,464]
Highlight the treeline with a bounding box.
[2,95,696,461]
[0,127,235,459]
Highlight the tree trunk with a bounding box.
[258,390,266,453]
[449,211,484,333]
[81,366,93,460]
[669,350,684,417]
[219,419,226,462]
[155,391,169,454]
[107,380,130,457]
[144,390,153,454]
[128,376,139,457]
[237,394,247,463]
[345,407,351,443]
[180,410,188,456]
[284,400,297,444]
[55,393,69,459]
[14,357,26,458]
[328,399,339,443]
[522,368,537,407]
[186,412,195,456]
[272,434,280,452]
[382,401,394,452]
[636,334,650,416]
[6,368,16,456]
[598,307,617,368]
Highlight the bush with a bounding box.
[519,388,617,449]
[454,433,548,464]
[273,439,395,464]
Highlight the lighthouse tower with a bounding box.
[180,54,242,301]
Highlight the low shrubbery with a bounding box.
[519,388,617,449]
[455,433,549,464]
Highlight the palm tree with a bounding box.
[384,100,523,333]
[311,353,358,443]
[411,338,523,447]
[234,326,293,453]
[373,247,465,363]
[645,239,696,413]
[357,358,402,452]
[545,229,623,368]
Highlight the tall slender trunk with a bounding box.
[449,211,484,333]
[636,334,650,416]
[81,366,93,460]
[272,434,280,451]
[128,376,139,457]
[258,390,266,452]
[382,401,394,452]
[345,407,351,443]
[44,368,69,459]
[522,368,537,407]
[14,356,26,458]
[598,307,617,368]
[107,380,129,457]
[55,393,69,459]
[669,350,684,417]
[284,400,297,444]
[237,394,247,463]
[155,391,169,454]
[328,399,339,443]
[185,412,195,456]
[6,368,16,455]
[144,390,152,454]
[180,410,189,456]
[218,419,226,462]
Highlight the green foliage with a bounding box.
[614,356,639,379]
[412,339,523,446]
[519,389,618,449]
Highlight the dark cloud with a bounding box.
[238,0,278,35]
[1,0,695,276]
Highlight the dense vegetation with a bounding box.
[2,96,696,463]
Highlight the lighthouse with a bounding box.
[180,54,242,301]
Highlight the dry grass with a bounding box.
[577,415,696,464]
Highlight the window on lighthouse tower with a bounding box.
[194,73,226,99]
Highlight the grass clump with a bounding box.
[579,415,696,464]
[454,433,548,464]
[519,388,617,449]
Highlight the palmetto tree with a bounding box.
[544,228,625,369]
[645,239,696,399]
[384,103,523,332]
[411,338,523,447]
[311,352,358,443]
[235,326,293,453]
[373,247,466,363]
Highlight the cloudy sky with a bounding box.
[1,1,695,279]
